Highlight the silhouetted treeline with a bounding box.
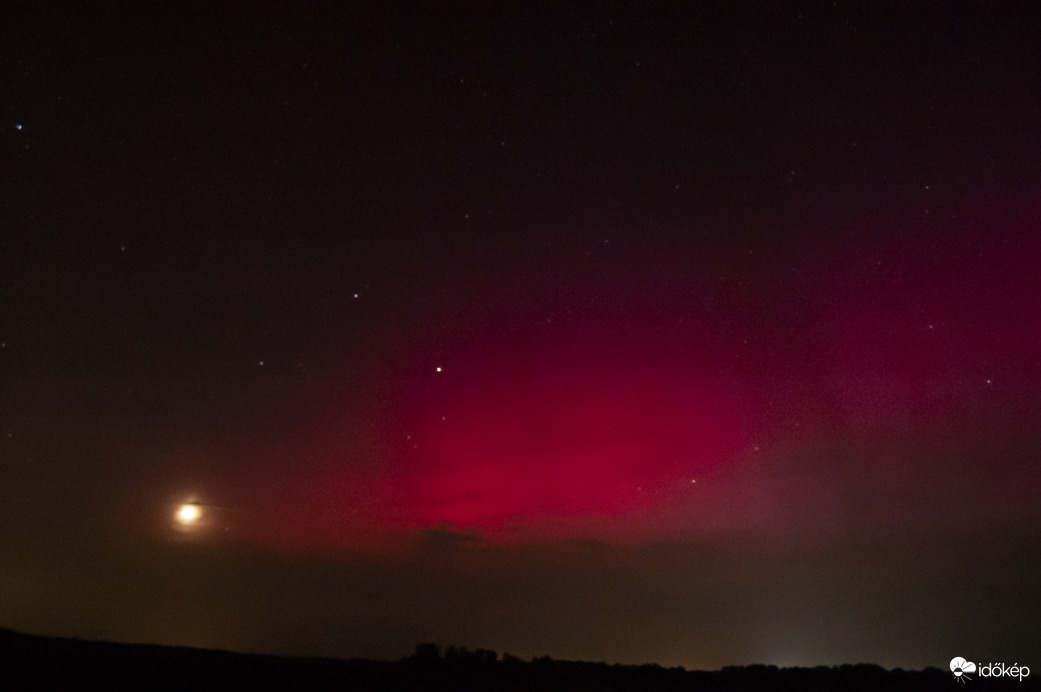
[1,628,1037,691]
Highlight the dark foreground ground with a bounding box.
[1,628,1035,691]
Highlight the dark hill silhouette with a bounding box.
[1,628,1035,691]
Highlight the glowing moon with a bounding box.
[176,503,201,524]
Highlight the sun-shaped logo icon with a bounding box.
[950,657,976,683]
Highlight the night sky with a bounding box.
[3,2,1040,671]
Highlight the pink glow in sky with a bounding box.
[240,203,1041,549]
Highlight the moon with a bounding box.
[176,503,201,525]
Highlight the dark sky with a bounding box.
[2,1,1040,671]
